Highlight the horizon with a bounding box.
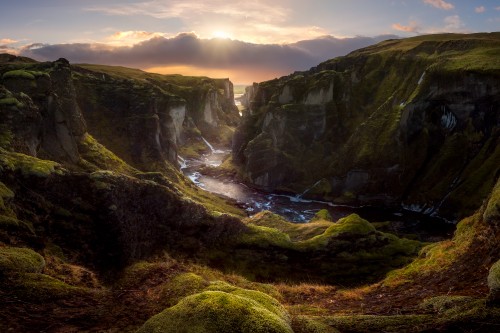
[1,0,499,84]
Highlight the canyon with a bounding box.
[0,32,499,332]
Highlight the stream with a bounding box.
[179,140,455,242]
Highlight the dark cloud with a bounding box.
[20,33,398,74]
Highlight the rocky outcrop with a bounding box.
[234,33,500,220]
[0,58,86,162]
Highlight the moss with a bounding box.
[0,215,20,229]
[137,290,293,333]
[298,214,376,249]
[385,213,478,286]
[0,182,15,200]
[11,273,88,301]
[311,209,332,222]
[0,97,24,109]
[419,295,476,314]
[0,125,13,149]
[78,133,137,175]
[292,316,340,333]
[319,314,433,332]
[488,260,500,294]
[484,179,500,224]
[0,181,14,212]
[0,150,63,177]
[244,211,332,241]
[239,224,293,249]
[160,273,210,306]
[2,69,36,80]
[0,247,45,274]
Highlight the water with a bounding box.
[180,139,455,242]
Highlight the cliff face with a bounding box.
[0,55,245,271]
[233,33,500,220]
[73,65,239,170]
[0,58,86,163]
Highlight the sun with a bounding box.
[212,30,231,39]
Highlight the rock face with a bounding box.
[1,58,86,162]
[0,57,239,171]
[0,55,244,269]
[73,66,239,170]
[233,33,500,220]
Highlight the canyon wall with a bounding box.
[233,33,500,220]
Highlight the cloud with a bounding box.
[19,33,397,83]
[475,6,485,13]
[0,38,18,44]
[84,0,326,44]
[106,31,167,46]
[86,0,288,23]
[423,0,454,10]
[496,6,500,11]
[392,21,420,33]
[444,15,464,30]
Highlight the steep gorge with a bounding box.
[0,32,500,333]
[233,33,500,221]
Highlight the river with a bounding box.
[179,141,455,242]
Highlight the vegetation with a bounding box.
[1,34,499,332]
[0,247,45,274]
[137,289,293,333]
[0,149,63,177]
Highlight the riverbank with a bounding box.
[179,138,455,242]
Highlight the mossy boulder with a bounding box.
[488,260,500,303]
[137,289,292,333]
[0,247,45,274]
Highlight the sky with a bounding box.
[1,0,499,84]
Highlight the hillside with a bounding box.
[1,32,500,333]
[233,32,500,221]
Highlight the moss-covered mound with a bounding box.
[137,289,292,333]
[488,260,500,302]
[209,212,422,284]
[0,247,45,274]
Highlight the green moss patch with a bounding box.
[228,213,422,284]
[138,289,292,333]
[2,70,36,80]
[78,133,137,174]
[488,260,500,297]
[311,209,333,222]
[0,150,63,177]
[244,211,332,241]
[0,247,45,274]
[10,272,88,301]
[160,273,210,307]
[385,213,478,286]
[484,179,500,224]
